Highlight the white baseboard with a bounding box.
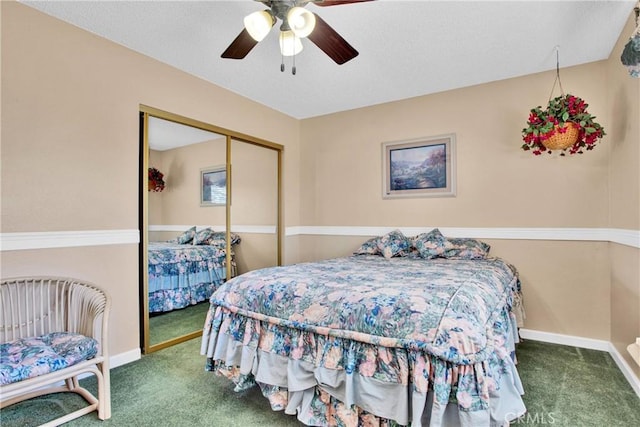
[520,328,640,398]
[519,328,610,351]
[609,343,640,398]
[78,347,141,380]
[109,348,141,369]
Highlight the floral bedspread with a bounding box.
[148,242,230,313]
[207,255,518,364]
[202,256,525,426]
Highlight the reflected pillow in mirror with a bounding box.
[200,231,242,246]
[193,228,216,245]
[170,226,196,245]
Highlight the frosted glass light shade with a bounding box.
[244,10,274,42]
[279,31,303,56]
[287,7,316,38]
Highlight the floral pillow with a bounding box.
[170,226,196,245]
[376,229,411,259]
[353,236,381,255]
[193,228,216,245]
[413,228,447,259]
[442,237,490,259]
[201,231,242,246]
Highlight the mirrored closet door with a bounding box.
[140,106,283,354]
[230,138,280,275]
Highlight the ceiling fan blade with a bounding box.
[313,0,374,7]
[221,28,259,59]
[307,14,358,65]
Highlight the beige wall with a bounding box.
[148,139,227,230]
[1,0,638,387]
[299,63,609,229]
[298,61,612,339]
[607,13,640,377]
[0,2,299,356]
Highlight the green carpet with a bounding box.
[149,302,210,346]
[1,339,638,426]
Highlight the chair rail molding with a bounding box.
[1,227,638,251]
[0,230,139,251]
[285,226,640,249]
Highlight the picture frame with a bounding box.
[200,165,227,206]
[382,134,456,199]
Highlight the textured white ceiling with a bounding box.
[148,116,224,151]
[21,0,636,119]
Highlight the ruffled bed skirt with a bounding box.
[149,266,227,294]
[201,306,526,427]
[149,280,222,313]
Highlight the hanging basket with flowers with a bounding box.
[521,47,606,156]
[148,167,165,192]
[521,93,606,155]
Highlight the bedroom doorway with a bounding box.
[139,106,283,354]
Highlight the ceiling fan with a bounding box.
[221,0,373,67]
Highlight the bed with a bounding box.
[148,227,240,314]
[200,229,526,426]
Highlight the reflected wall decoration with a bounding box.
[382,134,456,199]
[201,165,226,206]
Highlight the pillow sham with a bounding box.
[413,228,447,259]
[171,226,196,245]
[353,236,381,255]
[442,237,490,259]
[376,229,411,259]
[193,228,216,245]
[200,231,241,246]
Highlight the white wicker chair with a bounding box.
[0,277,111,425]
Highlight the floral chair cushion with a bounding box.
[0,332,98,385]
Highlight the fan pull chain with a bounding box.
[280,53,298,75]
[292,50,297,75]
[548,45,565,101]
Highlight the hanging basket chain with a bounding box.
[547,46,565,102]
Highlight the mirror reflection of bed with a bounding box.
[141,109,282,353]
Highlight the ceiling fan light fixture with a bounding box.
[287,7,316,38]
[243,10,274,42]
[279,30,303,56]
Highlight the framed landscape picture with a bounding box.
[201,165,226,206]
[382,134,456,199]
